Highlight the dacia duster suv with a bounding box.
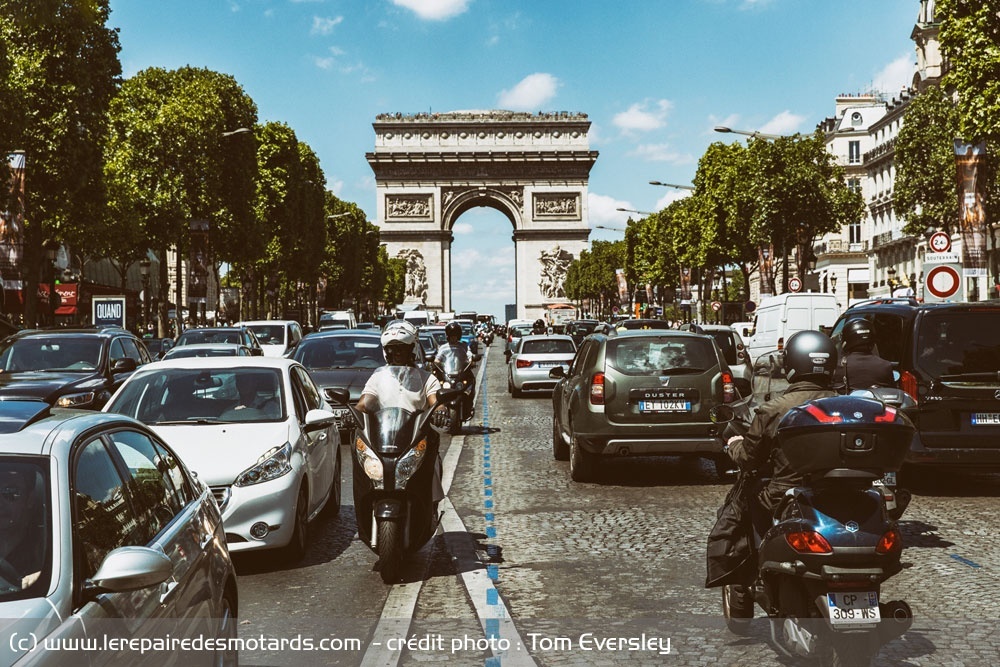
[830,299,1000,472]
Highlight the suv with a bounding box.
[687,324,753,397]
[174,326,264,356]
[0,327,151,409]
[550,329,747,482]
[829,299,1000,471]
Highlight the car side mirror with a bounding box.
[112,357,138,373]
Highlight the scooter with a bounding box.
[710,352,915,666]
[328,386,460,584]
[431,348,476,435]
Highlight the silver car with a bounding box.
[507,333,576,397]
[0,401,238,666]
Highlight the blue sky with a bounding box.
[109,0,919,321]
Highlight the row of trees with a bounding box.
[567,3,1000,314]
[1,2,401,332]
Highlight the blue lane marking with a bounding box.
[950,553,982,568]
[485,513,494,521]
[487,588,498,605]
[486,527,497,538]
[485,618,500,638]
[484,499,493,509]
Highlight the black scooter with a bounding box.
[328,387,460,583]
[431,348,476,435]
[712,395,915,666]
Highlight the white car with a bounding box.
[161,342,253,359]
[507,333,576,396]
[104,357,341,561]
[235,320,304,357]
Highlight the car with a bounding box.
[319,310,357,330]
[141,336,175,360]
[417,331,438,366]
[235,319,304,357]
[0,401,238,666]
[828,299,1000,474]
[104,356,341,560]
[689,324,753,397]
[504,323,534,362]
[175,326,264,356]
[550,329,747,482]
[614,318,672,331]
[162,342,253,360]
[565,319,600,347]
[0,327,152,409]
[289,329,385,443]
[507,333,576,397]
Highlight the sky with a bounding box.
[108,0,920,321]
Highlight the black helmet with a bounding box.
[783,330,836,383]
[445,321,462,339]
[532,319,546,333]
[843,317,874,352]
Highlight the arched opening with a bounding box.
[449,207,515,322]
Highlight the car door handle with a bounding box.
[159,580,179,605]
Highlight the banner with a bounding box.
[758,243,776,297]
[954,140,988,276]
[615,268,629,306]
[679,267,692,302]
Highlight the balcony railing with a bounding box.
[815,239,869,254]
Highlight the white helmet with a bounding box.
[380,319,420,363]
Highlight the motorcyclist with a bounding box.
[433,321,476,415]
[532,318,547,335]
[835,317,894,392]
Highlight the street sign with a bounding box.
[788,277,802,292]
[711,301,722,312]
[929,231,952,253]
[744,301,756,313]
[924,264,962,302]
[93,295,127,328]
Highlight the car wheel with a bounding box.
[569,433,596,482]
[283,485,309,562]
[552,417,569,461]
[322,448,342,518]
[213,592,239,667]
[507,375,514,394]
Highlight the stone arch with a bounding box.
[367,110,597,319]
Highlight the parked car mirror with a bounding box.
[112,357,138,373]
[87,545,172,595]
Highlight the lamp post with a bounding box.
[221,127,252,138]
[713,125,786,141]
[830,273,838,296]
[593,224,627,233]
[887,266,897,294]
[140,257,151,334]
[615,207,654,216]
[44,240,59,326]
[648,180,694,191]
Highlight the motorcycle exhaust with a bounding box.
[878,600,913,644]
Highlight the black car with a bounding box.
[174,326,264,356]
[565,319,600,347]
[141,336,174,360]
[0,327,152,409]
[829,298,1000,472]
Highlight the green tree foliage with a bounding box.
[937,0,1000,144]
[0,0,121,324]
[563,239,625,318]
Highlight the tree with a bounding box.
[937,0,1000,145]
[0,0,121,325]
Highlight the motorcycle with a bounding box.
[431,346,477,435]
[328,386,461,584]
[708,350,915,666]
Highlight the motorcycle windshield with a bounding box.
[368,407,417,454]
[435,346,470,375]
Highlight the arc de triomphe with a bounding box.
[366,111,597,320]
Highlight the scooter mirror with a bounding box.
[709,405,735,423]
[325,387,351,406]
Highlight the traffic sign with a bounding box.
[929,231,952,253]
[924,264,962,302]
[744,301,756,313]
[711,301,722,312]
[788,277,802,292]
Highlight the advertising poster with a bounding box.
[954,140,988,276]
[615,268,629,307]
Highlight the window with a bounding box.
[107,430,186,539]
[850,111,863,126]
[849,220,862,245]
[848,141,861,164]
[74,439,139,578]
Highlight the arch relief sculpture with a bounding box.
[538,245,574,299]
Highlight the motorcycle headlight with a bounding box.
[235,442,292,487]
[56,391,97,408]
[354,436,384,489]
[395,438,428,489]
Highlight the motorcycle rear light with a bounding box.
[900,370,918,404]
[722,372,735,403]
[589,372,605,405]
[874,406,898,423]
[876,527,902,555]
[804,403,843,423]
[786,530,833,554]
[515,359,532,368]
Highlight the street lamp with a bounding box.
[221,127,252,138]
[328,212,352,220]
[887,266,897,290]
[615,207,654,216]
[648,180,694,191]
[593,224,626,233]
[140,257,151,333]
[713,125,785,141]
[830,274,838,294]
[44,240,59,326]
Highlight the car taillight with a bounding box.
[515,359,532,369]
[589,372,605,405]
[900,370,918,404]
[722,372,735,403]
[876,527,902,555]
[786,530,833,554]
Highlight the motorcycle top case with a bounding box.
[776,396,914,475]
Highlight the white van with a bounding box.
[746,293,841,364]
[319,310,357,330]
[401,310,432,327]
[235,320,304,357]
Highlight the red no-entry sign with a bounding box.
[924,264,961,301]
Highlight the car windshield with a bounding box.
[915,311,1000,378]
[608,336,717,375]
[0,457,51,601]
[107,367,285,424]
[293,336,384,369]
[0,337,102,372]
[521,339,575,355]
[176,330,242,346]
[246,325,284,345]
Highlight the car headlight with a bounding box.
[354,436,384,489]
[235,442,292,487]
[395,438,428,489]
[56,391,97,408]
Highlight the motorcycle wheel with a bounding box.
[722,585,753,635]
[448,406,463,435]
[376,520,403,584]
[552,417,569,461]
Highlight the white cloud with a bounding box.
[654,190,690,210]
[587,192,634,226]
[313,56,335,70]
[311,15,343,35]
[452,247,514,271]
[391,0,470,21]
[759,110,806,136]
[497,73,559,110]
[453,222,474,235]
[628,143,695,164]
[326,178,344,196]
[613,100,672,133]
[872,53,914,95]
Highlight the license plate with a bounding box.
[971,412,1000,425]
[873,471,896,487]
[639,400,690,413]
[827,591,881,627]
